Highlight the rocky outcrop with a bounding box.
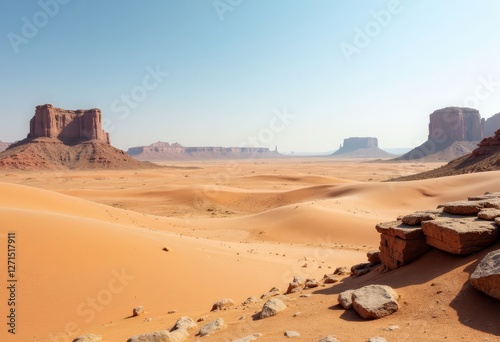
[376,221,431,270]
[128,142,283,161]
[375,192,500,270]
[211,298,235,311]
[394,107,484,161]
[421,218,499,255]
[470,250,500,300]
[332,137,394,158]
[484,113,500,138]
[28,104,110,144]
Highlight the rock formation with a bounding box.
[484,113,500,138]
[0,104,156,170]
[374,192,500,271]
[395,107,484,161]
[28,104,110,144]
[470,250,500,300]
[128,141,284,161]
[392,129,500,181]
[331,137,394,158]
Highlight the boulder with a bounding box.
[421,218,499,255]
[211,298,235,311]
[318,336,339,342]
[402,211,438,225]
[284,331,300,338]
[133,306,145,317]
[286,276,306,294]
[242,296,258,305]
[367,250,381,263]
[351,285,399,320]
[351,262,379,276]
[470,250,500,300]
[367,338,387,342]
[333,266,350,275]
[442,201,483,215]
[322,275,338,284]
[171,316,197,331]
[198,318,225,337]
[260,298,287,318]
[478,208,500,221]
[304,278,320,289]
[260,287,281,299]
[127,329,188,342]
[337,289,355,309]
[232,333,263,342]
[72,335,101,342]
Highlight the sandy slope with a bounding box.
[0,161,499,341]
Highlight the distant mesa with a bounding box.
[0,104,156,170]
[128,142,284,161]
[484,112,500,138]
[394,107,500,162]
[331,137,395,158]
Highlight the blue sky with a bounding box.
[1,0,500,152]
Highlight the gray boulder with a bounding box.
[351,285,399,319]
[470,250,500,300]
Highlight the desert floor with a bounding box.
[0,159,499,342]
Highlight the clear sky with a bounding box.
[1,0,500,153]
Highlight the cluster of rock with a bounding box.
[28,104,110,144]
[128,142,283,161]
[374,192,500,299]
[394,107,500,161]
[331,137,394,159]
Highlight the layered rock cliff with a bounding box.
[28,104,110,144]
[395,107,485,161]
[128,142,283,161]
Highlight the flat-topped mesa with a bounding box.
[429,107,483,142]
[28,104,110,144]
[340,137,378,152]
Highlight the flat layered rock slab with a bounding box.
[402,210,440,226]
[421,218,499,255]
[375,221,425,239]
[442,201,483,215]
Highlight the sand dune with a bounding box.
[0,162,499,341]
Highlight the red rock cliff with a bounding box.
[28,104,110,144]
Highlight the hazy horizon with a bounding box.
[1,0,499,153]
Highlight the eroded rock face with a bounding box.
[470,250,500,300]
[376,221,431,269]
[421,218,499,255]
[28,104,110,144]
[428,107,482,142]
